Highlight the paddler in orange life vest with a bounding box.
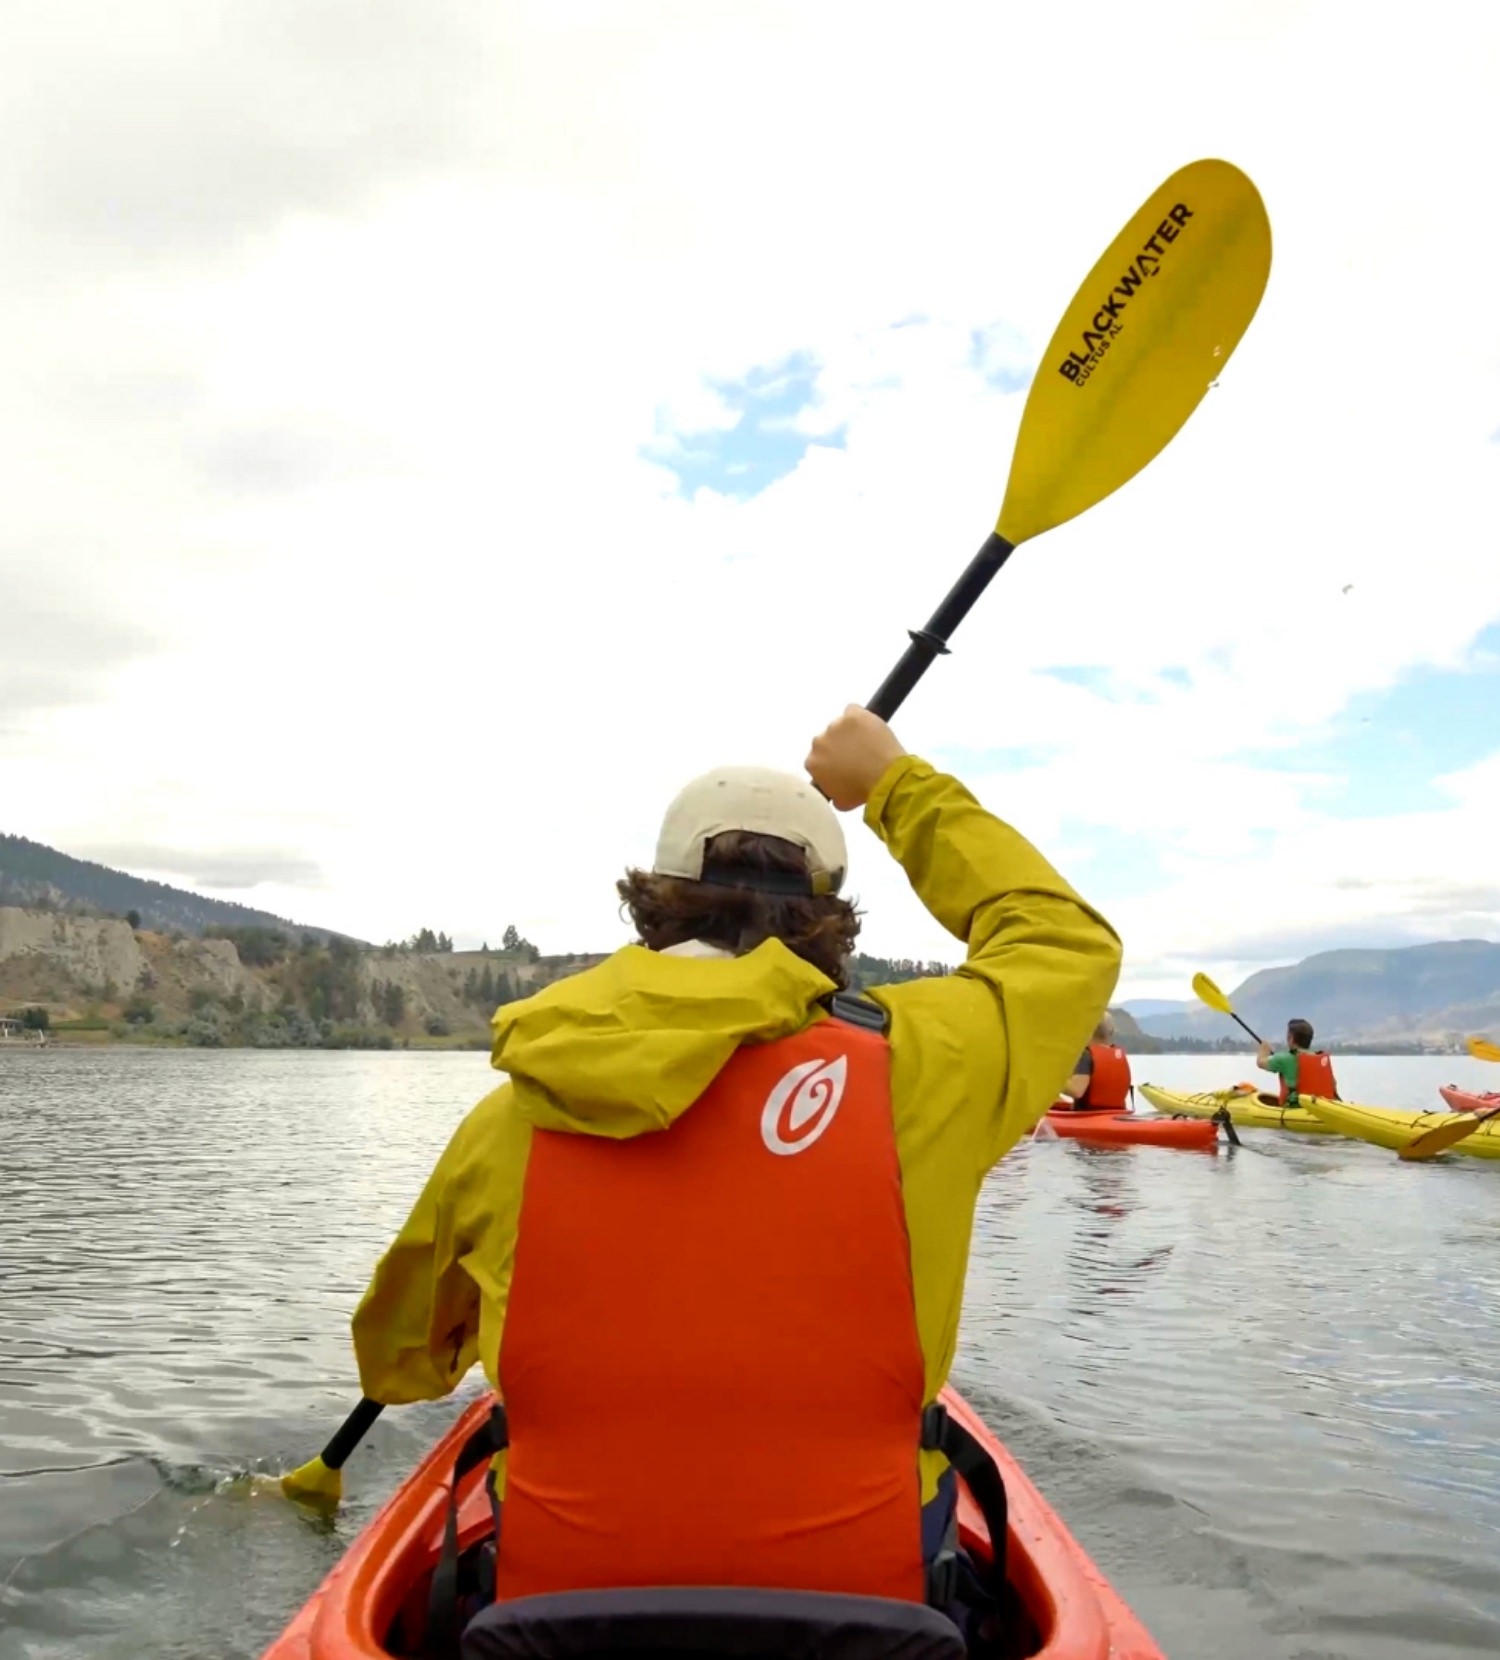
[349,705,1121,1629]
[1256,1017,1339,1105]
[1060,1012,1132,1110]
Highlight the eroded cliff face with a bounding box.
[0,909,144,991]
[0,908,269,1021]
[0,905,611,1040]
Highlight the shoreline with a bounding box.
[5,1032,1473,1058]
[3,1029,492,1053]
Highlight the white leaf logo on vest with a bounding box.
[760,1056,848,1156]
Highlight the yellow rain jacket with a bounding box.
[352,755,1121,1501]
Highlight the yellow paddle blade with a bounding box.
[1398,1108,1499,1162]
[1191,971,1234,1016]
[997,158,1272,546]
[1466,1036,1500,1063]
[278,1454,343,1511]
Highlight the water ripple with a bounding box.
[1,1049,1498,1657]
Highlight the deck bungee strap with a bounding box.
[426,1404,510,1657]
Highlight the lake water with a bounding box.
[2,1049,1498,1658]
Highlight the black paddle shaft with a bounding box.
[319,1396,385,1471]
[1231,1011,1264,1047]
[866,531,1016,721]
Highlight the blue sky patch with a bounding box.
[1041,664,1114,694]
[1039,664,1188,703]
[648,351,846,501]
[1066,828,1169,901]
[928,740,1060,773]
[1237,623,1500,819]
[969,322,1033,393]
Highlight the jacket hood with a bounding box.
[490,939,837,1139]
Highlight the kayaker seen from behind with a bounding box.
[1060,1012,1132,1111]
[1256,1018,1339,1105]
[349,704,1121,1643]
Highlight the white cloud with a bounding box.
[2,0,1498,998]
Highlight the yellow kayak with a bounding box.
[1300,1098,1500,1160]
[1138,1083,1340,1135]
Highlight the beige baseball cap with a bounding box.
[653,766,848,896]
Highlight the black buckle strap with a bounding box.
[426,1403,509,1657]
[926,1544,959,1608]
[921,1402,1008,1593]
[828,991,891,1033]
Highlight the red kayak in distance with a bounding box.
[1045,1102,1219,1152]
[1439,1084,1500,1113]
[262,1387,1165,1660]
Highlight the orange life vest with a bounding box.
[1281,1048,1337,1104]
[1079,1042,1131,1110]
[495,1004,928,1604]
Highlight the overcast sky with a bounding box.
[3,0,1497,998]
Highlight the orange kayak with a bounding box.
[1046,1102,1219,1152]
[1439,1085,1500,1113]
[262,1388,1164,1660]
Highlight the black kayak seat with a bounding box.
[460,1585,968,1660]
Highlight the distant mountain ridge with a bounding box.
[1103,1005,1237,1056]
[0,833,348,943]
[1119,998,1194,1020]
[1136,940,1500,1046]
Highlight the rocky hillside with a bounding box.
[0,832,965,1050]
[0,907,957,1049]
[1099,1006,1237,1056]
[0,906,601,1047]
[1106,1006,1170,1055]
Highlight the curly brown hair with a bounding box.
[618,831,862,989]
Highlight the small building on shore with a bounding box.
[0,1016,48,1046]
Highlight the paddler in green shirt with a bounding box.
[1256,1018,1339,1106]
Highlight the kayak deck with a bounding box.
[263,1388,1163,1660]
[1045,1103,1219,1152]
[1302,1098,1500,1160]
[1138,1082,1339,1135]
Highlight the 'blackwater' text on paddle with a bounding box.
[1057,203,1195,386]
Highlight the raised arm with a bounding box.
[807,708,1122,1169]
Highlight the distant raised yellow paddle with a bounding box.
[1174,972,1251,1146]
[1191,972,1265,1046]
[1398,1037,1500,1161]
